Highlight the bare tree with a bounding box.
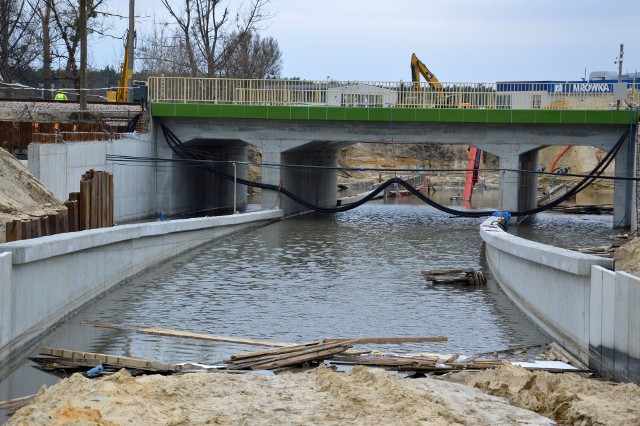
[159,0,200,76]
[220,30,281,78]
[143,0,274,77]
[49,0,106,90]
[28,0,54,98]
[138,19,196,77]
[0,0,40,85]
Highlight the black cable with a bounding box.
[157,119,630,217]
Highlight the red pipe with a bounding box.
[550,146,571,173]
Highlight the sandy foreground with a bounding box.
[7,363,640,425]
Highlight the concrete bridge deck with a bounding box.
[147,77,638,227]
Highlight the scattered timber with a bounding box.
[29,339,590,382]
[324,336,447,344]
[421,269,487,286]
[551,204,613,214]
[225,341,354,371]
[537,183,568,206]
[327,354,504,372]
[543,342,590,371]
[571,244,617,257]
[0,394,36,413]
[86,322,294,347]
[39,347,180,373]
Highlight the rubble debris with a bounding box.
[421,269,487,286]
[571,244,617,257]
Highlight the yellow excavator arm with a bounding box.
[410,53,443,92]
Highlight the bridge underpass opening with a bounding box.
[260,141,341,216]
[160,138,248,216]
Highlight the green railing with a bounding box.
[148,77,640,111]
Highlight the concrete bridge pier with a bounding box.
[250,139,340,216]
[477,143,541,223]
[613,133,634,229]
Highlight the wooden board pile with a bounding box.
[421,269,487,286]
[223,341,354,371]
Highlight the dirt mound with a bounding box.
[0,148,64,242]
[615,237,640,276]
[452,363,640,425]
[8,366,553,425]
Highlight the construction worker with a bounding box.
[54,90,68,101]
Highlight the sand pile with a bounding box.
[615,236,640,276]
[8,366,553,425]
[0,148,64,242]
[453,364,640,425]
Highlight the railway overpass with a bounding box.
[148,77,639,227]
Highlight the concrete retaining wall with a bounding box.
[590,266,640,382]
[0,209,282,364]
[481,218,640,382]
[28,136,157,223]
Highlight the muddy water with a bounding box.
[0,189,617,422]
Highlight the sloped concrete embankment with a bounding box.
[480,218,640,382]
[0,210,282,365]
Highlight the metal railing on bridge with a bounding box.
[148,77,640,111]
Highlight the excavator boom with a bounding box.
[410,53,443,92]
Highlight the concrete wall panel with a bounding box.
[589,266,604,372]
[600,268,616,377]
[0,210,282,364]
[484,219,640,383]
[481,219,613,365]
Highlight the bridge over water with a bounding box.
[147,77,639,227]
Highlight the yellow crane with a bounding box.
[106,30,134,103]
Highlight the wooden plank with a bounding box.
[20,220,30,240]
[59,208,69,233]
[89,170,100,229]
[330,355,437,367]
[79,179,91,230]
[323,336,448,344]
[548,342,589,370]
[249,345,351,370]
[65,200,78,232]
[33,217,42,238]
[108,172,114,226]
[0,394,36,410]
[86,322,294,348]
[92,170,104,228]
[40,216,50,237]
[230,342,322,361]
[6,220,20,242]
[101,172,109,227]
[228,341,355,369]
[48,213,58,235]
[39,347,179,372]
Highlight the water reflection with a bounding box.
[0,192,617,422]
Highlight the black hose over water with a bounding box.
[158,120,630,218]
[511,126,630,217]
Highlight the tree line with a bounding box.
[1,0,282,99]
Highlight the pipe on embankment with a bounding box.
[0,210,282,365]
[481,217,640,383]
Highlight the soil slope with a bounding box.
[0,148,63,242]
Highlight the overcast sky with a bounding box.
[97,0,639,82]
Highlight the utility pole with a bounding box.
[126,0,135,102]
[616,43,624,110]
[79,0,87,110]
